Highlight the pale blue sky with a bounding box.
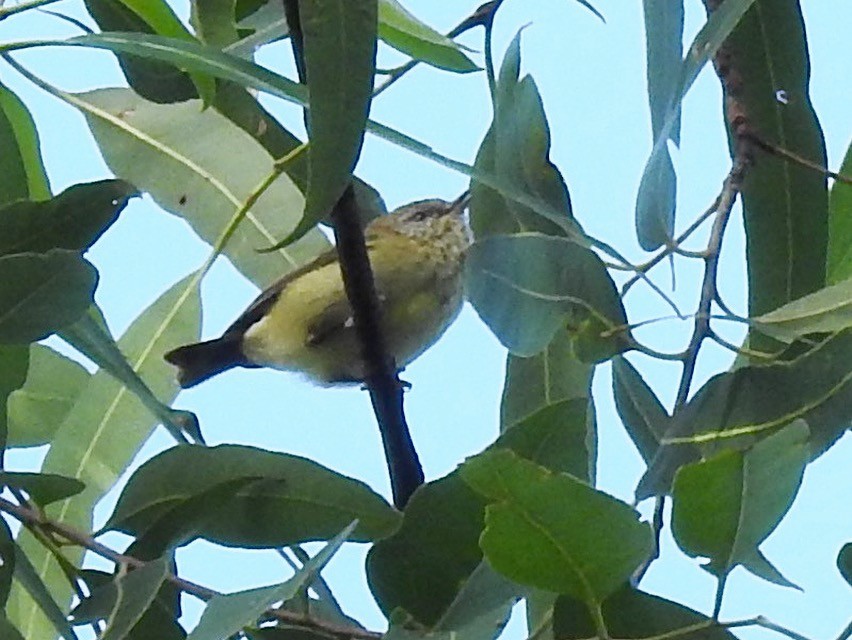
[3,1,851,639]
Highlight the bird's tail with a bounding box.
[164,335,247,388]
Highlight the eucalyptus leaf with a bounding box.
[612,356,669,464]
[753,276,852,341]
[461,450,652,605]
[0,80,50,204]
[671,421,808,583]
[0,250,98,344]
[0,344,29,456]
[465,233,628,359]
[0,472,85,507]
[290,0,378,244]
[378,0,477,72]
[106,445,400,547]
[0,180,136,256]
[7,345,89,448]
[77,88,330,288]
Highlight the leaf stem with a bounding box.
[0,0,61,19]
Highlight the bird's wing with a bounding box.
[223,247,341,336]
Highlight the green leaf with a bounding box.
[6,345,89,448]
[61,309,202,444]
[470,32,574,239]
[461,450,652,604]
[106,445,400,547]
[671,421,807,583]
[828,142,852,282]
[553,585,736,640]
[11,546,79,640]
[378,0,477,72]
[0,80,50,204]
[635,0,757,249]
[0,472,85,507]
[100,557,170,640]
[0,344,29,455]
[723,1,829,353]
[76,87,330,288]
[638,329,852,498]
[367,409,580,627]
[191,0,239,48]
[838,543,852,588]
[367,472,486,626]
[0,616,25,640]
[635,0,683,252]
[72,566,186,639]
[0,180,136,256]
[187,522,356,640]
[612,356,669,464]
[83,0,214,103]
[753,276,852,341]
[0,517,14,605]
[465,233,628,359]
[292,0,377,243]
[7,275,200,640]
[0,250,98,344]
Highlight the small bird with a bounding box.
[164,195,472,388]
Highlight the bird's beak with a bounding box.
[450,190,472,214]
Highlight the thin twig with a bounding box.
[373,1,504,98]
[0,496,380,640]
[834,618,852,640]
[746,132,852,186]
[621,197,719,293]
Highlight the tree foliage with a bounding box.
[0,1,850,639]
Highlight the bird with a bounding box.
[164,194,472,388]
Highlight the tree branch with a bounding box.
[0,496,380,640]
[282,0,423,508]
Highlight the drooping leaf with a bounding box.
[378,0,477,72]
[0,472,85,507]
[753,276,852,341]
[83,0,213,103]
[553,585,736,640]
[635,0,683,251]
[461,450,652,605]
[0,80,50,204]
[612,356,669,463]
[7,345,89,448]
[0,250,98,344]
[638,329,852,498]
[470,32,574,239]
[634,0,757,249]
[720,0,828,353]
[77,88,330,288]
[106,445,400,547]
[0,180,136,256]
[187,522,356,640]
[8,276,200,640]
[466,233,629,359]
[828,141,852,282]
[286,0,378,244]
[671,421,807,585]
[191,0,240,48]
